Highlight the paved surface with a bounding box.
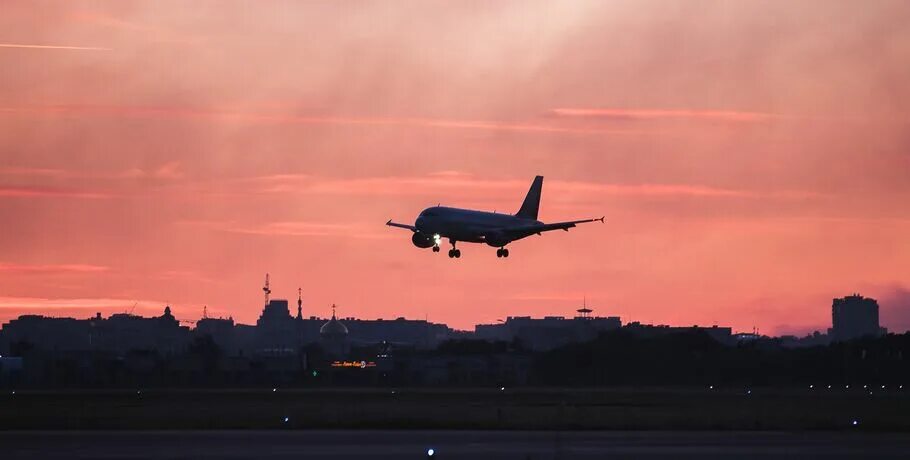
[1,430,909,459]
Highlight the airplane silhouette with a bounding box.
[386,175,604,258]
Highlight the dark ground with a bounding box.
[1,430,910,459]
[1,387,908,431]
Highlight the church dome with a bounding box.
[320,307,348,337]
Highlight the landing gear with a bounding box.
[496,248,510,258]
[447,240,461,258]
[432,245,440,253]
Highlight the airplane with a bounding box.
[386,175,604,259]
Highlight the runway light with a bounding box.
[283,417,289,423]
[863,385,868,389]
[852,420,859,426]
[312,371,318,377]
[500,387,505,391]
[809,385,814,389]
[747,390,752,395]
[427,448,435,457]
[272,388,277,392]
[709,385,714,390]
[881,385,886,389]
[827,385,831,389]
[846,385,850,389]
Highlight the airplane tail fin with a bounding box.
[516,175,543,220]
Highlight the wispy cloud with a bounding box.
[0,162,183,181]
[0,43,111,51]
[0,263,109,274]
[0,186,110,199]
[179,220,396,240]
[233,173,817,201]
[0,105,640,135]
[0,296,158,311]
[548,108,780,123]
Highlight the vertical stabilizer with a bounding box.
[516,175,543,220]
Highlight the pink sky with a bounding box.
[1,0,909,334]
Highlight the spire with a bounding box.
[296,287,303,320]
[331,303,337,320]
[262,273,271,306]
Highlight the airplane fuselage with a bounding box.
[415,206,541,244]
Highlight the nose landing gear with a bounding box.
[432,245,440,253]
[496,248,510,258]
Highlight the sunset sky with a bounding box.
[1,0,909,334]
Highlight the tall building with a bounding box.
[256,299,296,353]
[830,294,885,341]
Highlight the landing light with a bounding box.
[427,448,435,457]
[433,234,441,244]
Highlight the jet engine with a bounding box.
[411,231,435,248]
[484,232,510,248]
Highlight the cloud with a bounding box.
[0,296,159,311]
[0,263,109,274]
[0,104,640,136]
[0,43,111,51]
[179,220,396,240]
[0,186,110,199]
[0,162,184,182]
[233,173,816,201]
[548,108,780,123]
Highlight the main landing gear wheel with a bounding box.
[447,239,461,259]
[432,245,440,253]
[496,248,510,258]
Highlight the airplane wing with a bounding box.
[386,219,417,232]
[503,216,604,238]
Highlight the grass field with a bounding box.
[1,387,907,431]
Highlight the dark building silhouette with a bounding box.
[0,306,189,354]
[255,299,300,354]
[474,313,622,350]
[624,322,734,345]
[319,305,349,357]
[829,294,885,341]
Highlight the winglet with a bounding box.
[385,219,392,225]
[597,216,605,223]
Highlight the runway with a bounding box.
[1,430,909,459]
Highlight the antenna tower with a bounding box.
[263,273,271,306]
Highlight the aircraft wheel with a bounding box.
[448,249,455,258]
[432,246,440,253]
[454,249,461,258]
[503,249,510,257]
[496,249,503,258]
